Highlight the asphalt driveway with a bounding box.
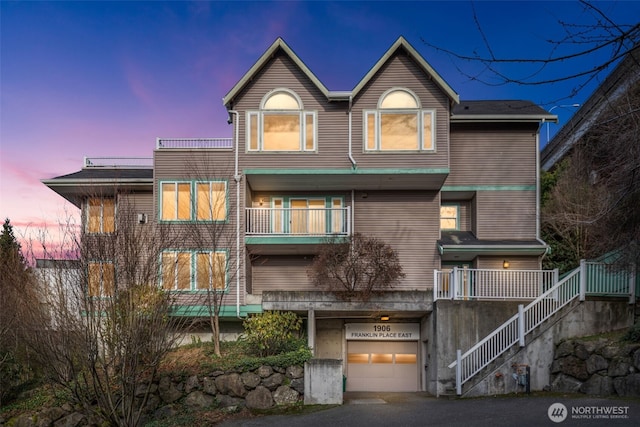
[218,392,640,427]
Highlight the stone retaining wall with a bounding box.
[5,364,305,427]
[551,336,640,396]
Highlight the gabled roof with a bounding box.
[352,36,459,104]
[222,38,330,107]
[222,36,460,107]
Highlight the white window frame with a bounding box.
[246,89,317,152]
[364,88,436,152]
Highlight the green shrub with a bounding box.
[242,311,303,357]
[622,323,640,342]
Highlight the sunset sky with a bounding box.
[2,1,639,258]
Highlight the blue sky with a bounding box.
[1,0,639,254]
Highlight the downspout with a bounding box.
[228,110,243,319]
[536,123,550,261]
[348,96,356,235]
[348,95,356,169]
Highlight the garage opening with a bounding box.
[345,323,420,392]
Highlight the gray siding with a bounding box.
[475,190,537,240]
[351,52,450,170]
[476,256,541,270]
[447,123,538,186]
[251,256,316,294]
[153,149,244,305]
[232,50,452,172]
[353,190,440,289]
[232,52,352,170]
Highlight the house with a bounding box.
[43,37,568,395]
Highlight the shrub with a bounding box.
[622,322,640,342]
[242,311,303,357]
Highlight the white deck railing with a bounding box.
[434,268,558,301]
[156,138,233,149]
[84,157,153,168]
[246,207,351,236]
[448,260,635,395]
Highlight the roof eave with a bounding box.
[451,114,558,123]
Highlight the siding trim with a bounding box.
[171,304,263,317]
[441,185,536,191]
[245,168,450,175]
[246,236,348,245]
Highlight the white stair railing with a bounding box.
[449,260,635,395]
[449,264,583,395]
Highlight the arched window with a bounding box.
[247,89,316,152]
[364,88,435,151]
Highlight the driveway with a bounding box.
[218,392,640,427]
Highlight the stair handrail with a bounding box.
[448,264,583,395]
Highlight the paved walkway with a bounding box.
[219,392,640,427]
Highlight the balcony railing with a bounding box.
[246,207,351,236]
[434,267,559,301]
[84,157,153,168]
[156,138,233,149]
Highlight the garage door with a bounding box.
[346,341,418,391]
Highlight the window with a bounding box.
[88,261,114,297]
[364,89,434,151]
[87,197,115,233]
[247,89,316,152]
[440,205,459,230]
[161,250,227,291]
[196,252,227,290]
[160,181,227,221]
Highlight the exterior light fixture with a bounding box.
[380,315,390,321]
[259,198,264,206]
[503,260,510,269]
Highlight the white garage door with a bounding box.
[346,341,419,391]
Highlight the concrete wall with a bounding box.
[304,359,343,405]
[428,300,523,395]
[462,299,634,397]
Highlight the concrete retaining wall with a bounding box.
[304,358,343,404]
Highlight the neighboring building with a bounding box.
[43,37,559,394]
[541,45,640,171]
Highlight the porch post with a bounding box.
[579,259,587,301]
[308,308,316,356]
[518,304,525,347]
[452,267,459,300]
[455,349,462,395]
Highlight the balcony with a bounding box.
[433,267,559,301]
[156,138,233,149]
[245,207,351,254]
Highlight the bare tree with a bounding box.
[309,233,405,302]
[0,219,41,405]
[422,0,639,102]
[26,189,189,427]
[542,80,640,270]
[180,154,240,357]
